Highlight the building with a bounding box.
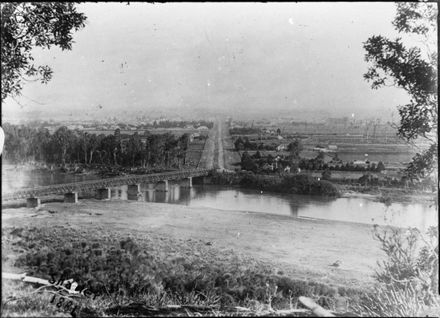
[189,132,201,142]
[353,160,368,167]
[276,144,287,152]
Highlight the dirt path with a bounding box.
[2,200,385,289]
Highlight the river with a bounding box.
[2,166,437,231]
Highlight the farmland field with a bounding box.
[230,128,418,167]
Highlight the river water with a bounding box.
[2,166,437,231]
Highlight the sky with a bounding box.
[2,2,433,122]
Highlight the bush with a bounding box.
[322,169,331,181]
[310,180,340,196]
[353,226,440,316]
[282,174,340,197]
[231,172,341,197]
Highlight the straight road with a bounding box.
[215,118,241,172]
[199,118,240,171]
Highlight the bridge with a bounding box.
[2,169,211,207]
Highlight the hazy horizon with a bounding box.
[2,2,423,123]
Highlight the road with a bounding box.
[210,118,241,172]
[197,124,215,169]
[198,118,241,171]
[216,119,225,170]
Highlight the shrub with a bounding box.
[321,169,332,181]
[310,180,340,196]
[353,226,440,316]
[282,174,340,197]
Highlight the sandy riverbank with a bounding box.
[2,199,385,289]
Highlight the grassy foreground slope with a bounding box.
[2,200,381,316]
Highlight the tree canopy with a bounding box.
[287,139,303,160]
[363,2,438,182]
[1,3,86,102]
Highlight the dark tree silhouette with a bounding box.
[363,2,437,183]
[1,3,87,102]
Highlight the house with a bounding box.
[353,160,368,167]
[276,144,287,152]
[262,163,274,171]
[189,132,201,142]
[197,126,209,131]
[328,145,338,150]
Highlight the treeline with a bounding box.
[3,123,190,168]
[229,127,261,135]
[298,154,385,172]
[234,137,277,151]
[138,120,213,129]
[210,171,340,197]
[240,151,291,173]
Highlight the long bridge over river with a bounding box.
[2,169,211,207]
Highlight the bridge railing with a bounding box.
[2,169,211,201]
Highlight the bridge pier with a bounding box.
[147,190,154,201]
[203,176,212,184]
[96,188,111,200]
[127,184,142,200]
[182,177,193,188]
[26,197,41,208]
[156,180,169,192]
[64,192,78,203]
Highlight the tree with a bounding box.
[315,151,325,163]
[376,161,386,172]
[404,143,437,182]
[52,126,74,165]
[88,134,100,164]
[234,136,244,150]
[31,127,51,162]
[100,135,119,165]
[241,151,257,172]
[243,137,252,150]
[287,139,303,160]
[1,3,87,102]
[124,132,141,166]
[266,154,274,164]
[321,169,332,180]
[363,2,437,183]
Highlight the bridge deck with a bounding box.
[2,169,210,201]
